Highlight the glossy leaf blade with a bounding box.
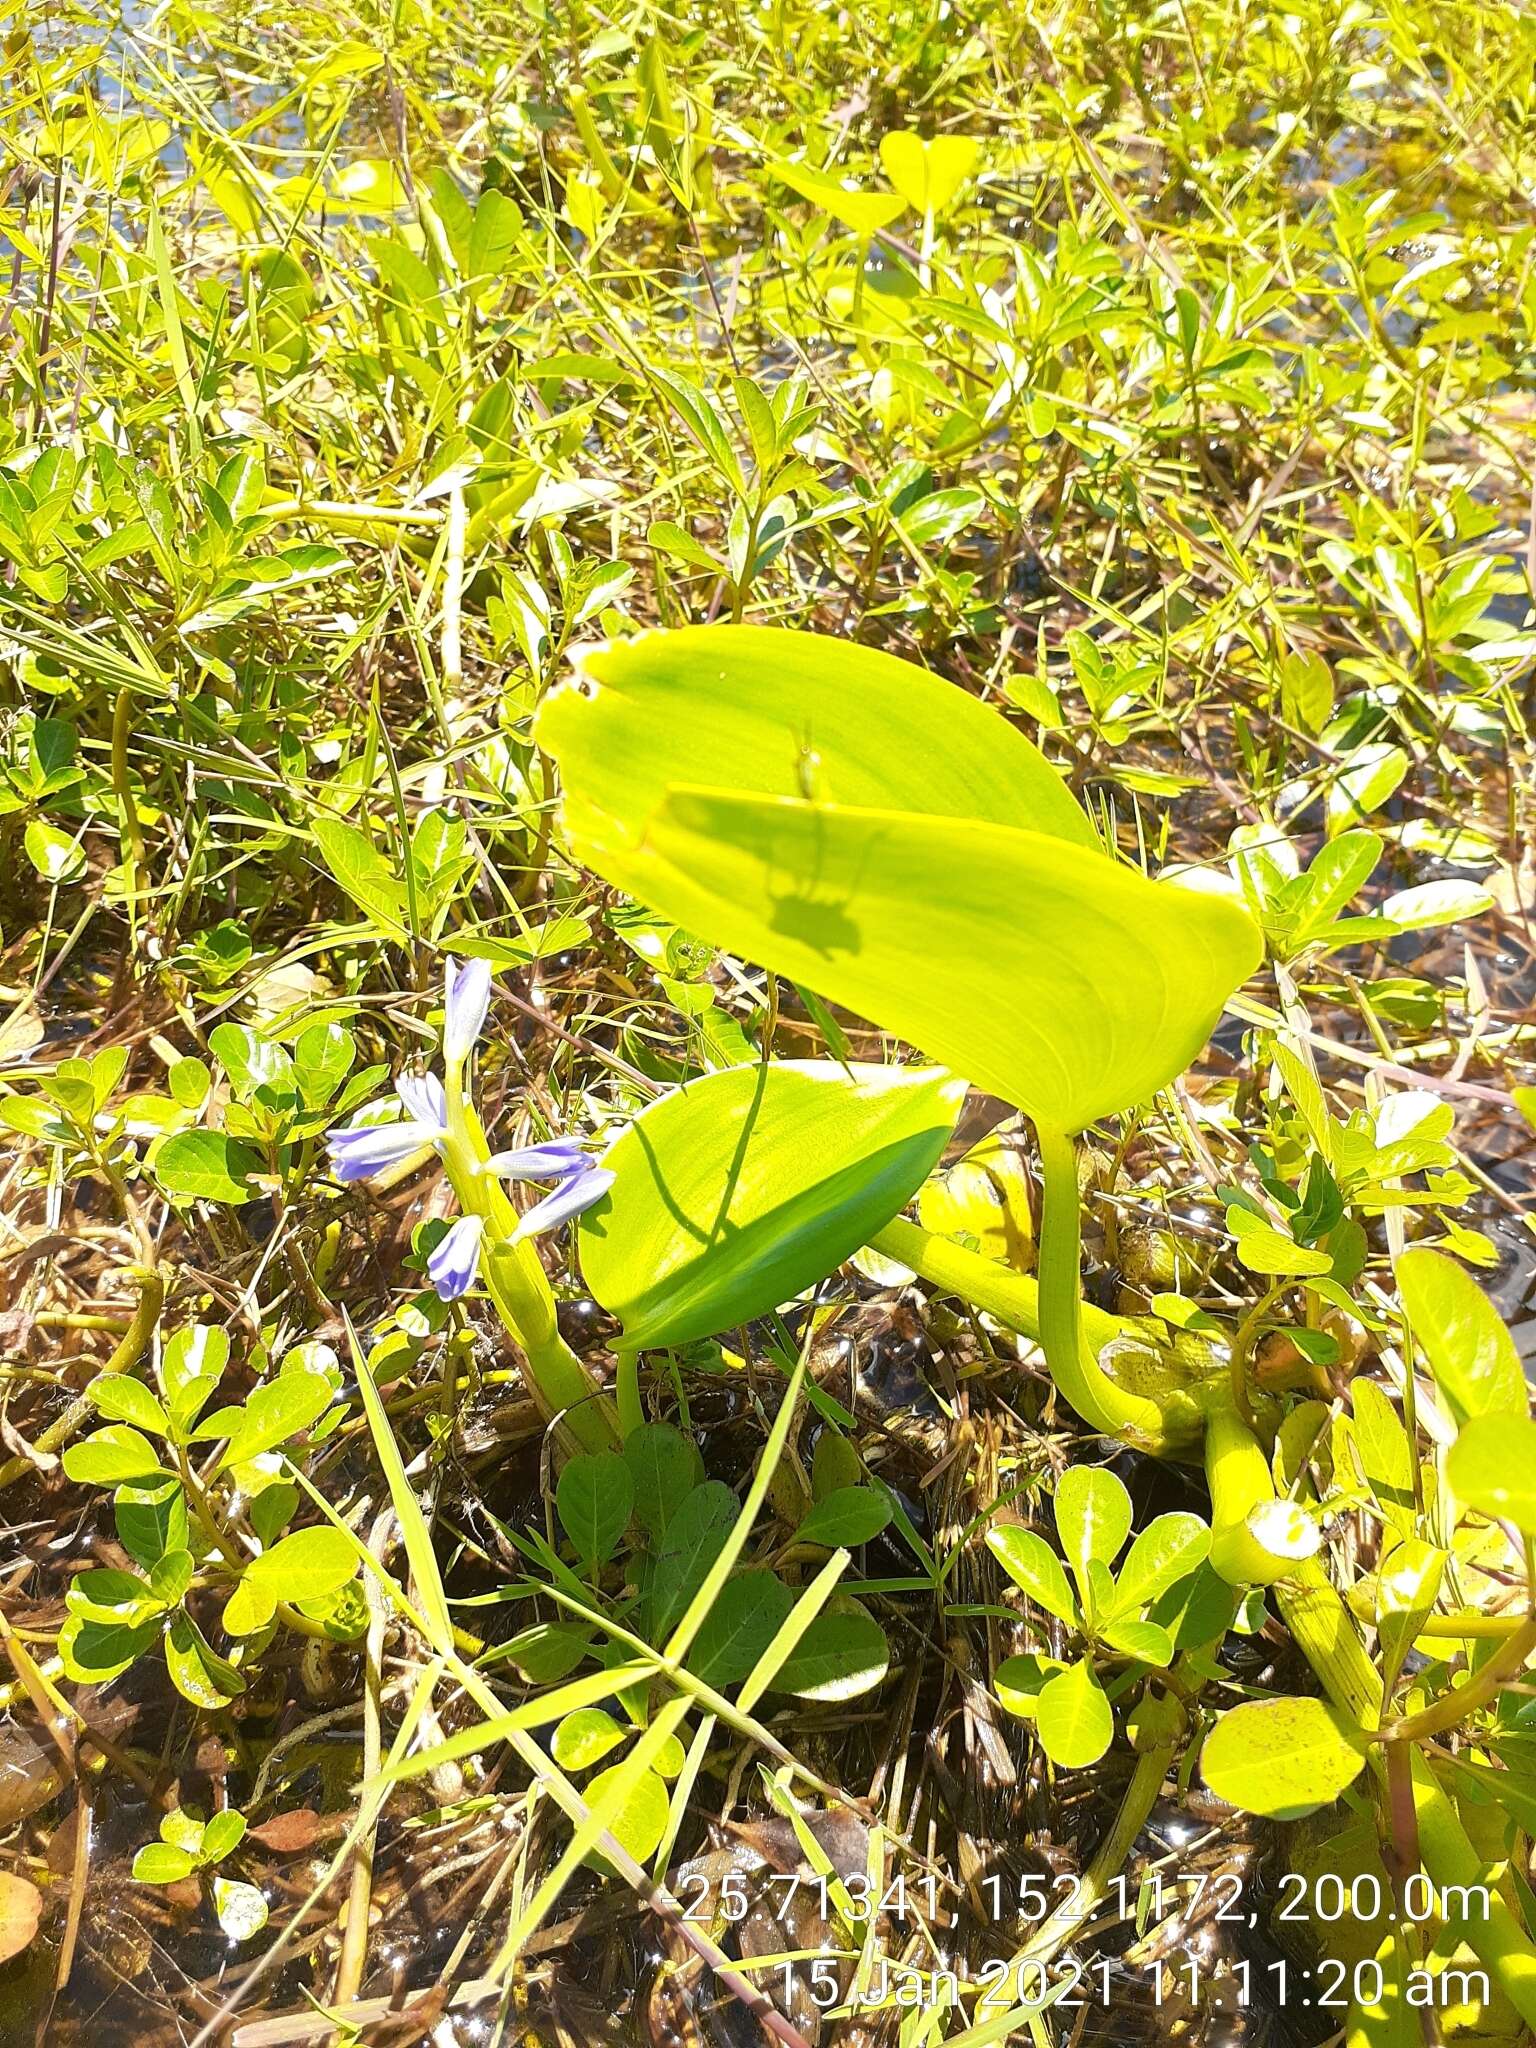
[1035,1658,1114,1768]
[768,161,907,235]
[1107,1512,1212,1619]
[986,1525,1077,1626]
[1447,1416,1536,1532]
[877,132,979,217]
[608,790,1261,1132]
[1055,1465,1132,1584]
[579,1059,964,1349]
[1398,1248,1527,1426]
[537,625,1099,860]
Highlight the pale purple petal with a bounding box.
[396,1072,448,1128]
[327,1121,441,1183]
[519,1166,615,1235]
[427,1214,484,1300]
[443,957,492,1064]
[480,1139,592,1182]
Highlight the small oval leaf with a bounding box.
[556,1452,635,1565]
[1201,1697,1368,1819]
[793,1487,891,1549]
[1035,1658,1114,1769]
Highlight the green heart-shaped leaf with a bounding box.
[687,1571,797,1686]
[793,1487,892,1549]
[556,1451,635,1566]
[771,1599,889,1701]
[650,1482,737,1636]
[552,1708,630,1771]
[769,160,906,235]
[583,1762,670,1864]
[877,132,979,217]
[628,788,1258,1132]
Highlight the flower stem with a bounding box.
[1021,1729,1177,1961]
[441,1075,617,1451]
[949,1702,1183,2045]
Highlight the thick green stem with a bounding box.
[1379,1617,1536,1745]
[950,1704,1183,2046]
[875,1216,1065,1349]
[1033,1123,1176,1450]
[1204,1379,1303,1587]
[1275,1561,1383,1729]
[441,1076,617,1452]
[879,1132,1536,2020]
[1409,1748,1536,2031]
[1021,1727,1178,1962]
[872,1207,1199,1454]
[1274,1570,1536,2027]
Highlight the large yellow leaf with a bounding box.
[536,626,1261,1132]
[607,788,1259,1132]
[537,624,1098,871]
[877,132,979,217]
[769,159,906,235]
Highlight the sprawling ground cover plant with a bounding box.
[1,0,1535,2041]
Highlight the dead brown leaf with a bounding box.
[0,1871,43,1964]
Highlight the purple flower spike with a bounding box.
[396,1072,448,1128]
[327,1113,444,1184]
[481,1138,592,1182]
[479,1135,612,1233]
[520,1165,615,1236]
[428,1213,485,1300]
[443,957,492,1065]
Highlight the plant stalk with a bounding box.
[1377,1616,1536,1745]
[440,1076,617,1452]
[1033,1123,1180,1450]
[1203,1379,1296,1586]
[1021,1729,1178,1962]
[1274,1560,1383,1729]
[0,1266,164,1491]
[1409,1747,1536,2031]
[1275,1568,1536,2026]
[871,1207,1201,1453]
[947,1710,1182,2047]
